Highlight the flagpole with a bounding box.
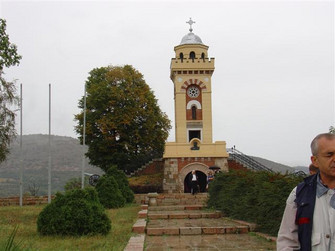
[81,84,87,189]
[48,84,51,203]
[19,83,23,207]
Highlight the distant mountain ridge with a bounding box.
[0,134,103,197]
[250,156,296,174]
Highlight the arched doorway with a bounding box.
[179,163,209,193]
[184,170,207,193]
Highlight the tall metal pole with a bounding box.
[48,84,51,203]
[81,84,87,189]
[19,84,23,207]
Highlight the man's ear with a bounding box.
[311,156,318,167]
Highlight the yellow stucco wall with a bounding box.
[174,44,209,59]
[163,141,229,158]
[201,91,212,143]
[175,93,187,142]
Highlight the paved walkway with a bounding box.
[145,234,276,250]
[125,193,276,250]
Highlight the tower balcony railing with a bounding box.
[171,58,215,71]
[172,57,214,63]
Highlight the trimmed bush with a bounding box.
[95,175,126,208]
[106,167,134,203]
[37,187,111,236]
[208,170,302,236]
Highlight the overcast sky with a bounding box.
[1,0,334,167]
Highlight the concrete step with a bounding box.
[145,234,277,250]
[155,193,208,206]
[148,205,204,211]
[146,218,250,236]
[148,210,221,220]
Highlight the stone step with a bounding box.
[155,193,208,206]
[148,210,221,220]
[138,209,148,218]
[124,234,145,251]
[132,219,147,234]
[148,205,204,211]
[146,218,250,236]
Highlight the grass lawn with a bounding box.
[0,203,140,250]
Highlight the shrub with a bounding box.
[106,167,134,203]
[95,175,126,208]
[37,187,111,236]
[208,170,302,236]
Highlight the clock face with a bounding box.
[187,86,200,98]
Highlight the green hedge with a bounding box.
[207,170,303,236]
[37,187,111,236]
[96,175,126,209]
[106,167,134,203]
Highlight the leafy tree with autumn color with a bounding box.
[75,65,171,173]
[0,19,22,162]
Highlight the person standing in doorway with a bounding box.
[190,170,198,195]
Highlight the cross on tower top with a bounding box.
[186,18,195,32]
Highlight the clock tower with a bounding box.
[163,19,229,193]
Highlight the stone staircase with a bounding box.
[124,193,261,250]
[127,158,164,177]
[145,193,251,236]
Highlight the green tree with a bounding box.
[330,126,335,134]
[0,19,22,162]
[75,65,171,172]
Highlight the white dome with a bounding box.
[180,32,203,45]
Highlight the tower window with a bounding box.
[191,106,197,120]
[189,51,196,62]
[189,130,201,142]
[180,53,184,62]
[201,53,205,61]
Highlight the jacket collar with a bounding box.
[316,173,329,198]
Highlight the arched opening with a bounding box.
[179,52,184,62]
[201,52,205,61]
[191,105,197,120]
[189,51,196,62]
[184,170,207,193]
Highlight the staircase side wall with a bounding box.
[228,159,248,171]
[135,159,164,176]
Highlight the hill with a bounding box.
[0,134,103,197]
[250,156,296,174]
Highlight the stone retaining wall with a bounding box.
[0,196,54,206]
[1,193,207,207]
[134,193,208,206]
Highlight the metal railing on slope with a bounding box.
[227,147,274,173]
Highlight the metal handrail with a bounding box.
[227,147,274,173]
